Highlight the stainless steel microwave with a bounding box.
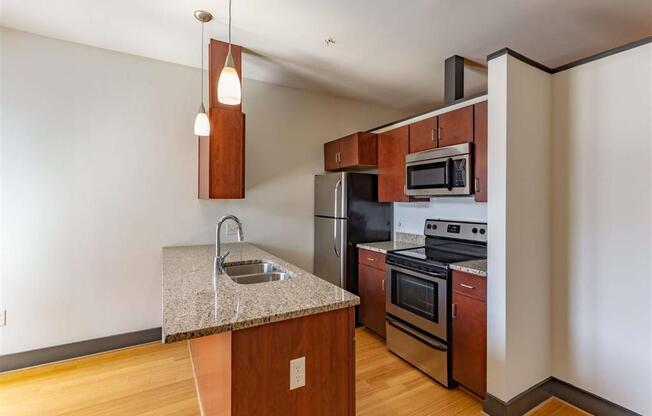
[405,143,473,197]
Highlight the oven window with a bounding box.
[392,271,438,322]
[406,162,447,189]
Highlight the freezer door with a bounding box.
[314,173,347,218]
[313,216,347,288]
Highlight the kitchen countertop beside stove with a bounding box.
[356,240,421,254]
[449,259,487,277]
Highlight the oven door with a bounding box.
[405,154,472,197]
[385,264,448,341]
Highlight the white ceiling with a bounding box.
[2,0,651,111]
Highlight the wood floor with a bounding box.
[0,328,587,416]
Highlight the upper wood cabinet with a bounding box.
[408,116,438,153]
[323,132,378,171]
[199,39,245,199]
[473,101,488,202]
[378,126,409,202]
[437,106,474,147]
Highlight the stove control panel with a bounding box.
[424,220,487,242]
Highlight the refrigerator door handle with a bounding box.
[333,179,341,258]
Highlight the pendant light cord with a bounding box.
[228,0,232,52]
[200,20,205,106]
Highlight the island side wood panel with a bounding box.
[189,307,355,416]
[232,307,354,416]
[188,332,232,416]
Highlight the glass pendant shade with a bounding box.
[194,103,210,136]
[217,53,241,105]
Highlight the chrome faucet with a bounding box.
[214,214,245,275]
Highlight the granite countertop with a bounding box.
[356,240,421,254]
[449,259,487,277]
[162,243,359,343]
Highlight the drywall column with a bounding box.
[550,43,652,415]
[486,54,552,403]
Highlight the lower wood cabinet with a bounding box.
[358,249,386,338]
[452,271,487,398]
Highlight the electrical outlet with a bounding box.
[226,223,240,236]
[0,309,6,327]
[289,356,305,390]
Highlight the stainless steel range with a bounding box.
[385,219,487,387]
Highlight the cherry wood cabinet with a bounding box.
[378,126,409,202]
[452,271,486,398]
[473,101,488,202]
[437,106,474,147]
[408,116,438,153]
[324,140,341,171]
[190,307,356,416]
[323,132,377,171]
[358,249,386,339]
[199,39,245,199]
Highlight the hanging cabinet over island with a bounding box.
[198,39,246,199]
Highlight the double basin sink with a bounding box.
[224,261,291,285]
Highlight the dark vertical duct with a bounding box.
[444,55,465,104]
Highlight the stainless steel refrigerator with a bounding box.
[313,172,391,294]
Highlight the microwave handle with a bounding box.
[445,158,453,191]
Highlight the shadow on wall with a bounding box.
[551,70,602,382]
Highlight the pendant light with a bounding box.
[193,10,212,136]
[217,0,241,105]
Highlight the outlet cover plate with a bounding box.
[289,356,305,390]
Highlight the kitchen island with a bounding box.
[163,243,359,416]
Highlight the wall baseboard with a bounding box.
[0,327,162,372]
[483,377,642,416]
[483,377,553,416]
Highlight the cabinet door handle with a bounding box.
[431,129,436,141]
[367,257,375,262]
[381,279,385,292]
[460,283,475,289]
[452,303,457,319]
[475,178,480,192]
[437,127,442,140]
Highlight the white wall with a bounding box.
[550,44,652,415]
[393,197,487,236]
[0,28,406,355]
[487,54,552,401]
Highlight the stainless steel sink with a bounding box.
[224,261,292,284]
[231,272,291,285]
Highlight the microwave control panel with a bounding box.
[453,159,466,186]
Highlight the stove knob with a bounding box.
[472,228,478,234]
[433,224,437,230]
[427,224,432,229]
[480,228,486,235]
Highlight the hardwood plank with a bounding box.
[0,328,588,416]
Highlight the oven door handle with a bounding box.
[386,316,447,351]
[445,157,453,190]
[386,263,447,282]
